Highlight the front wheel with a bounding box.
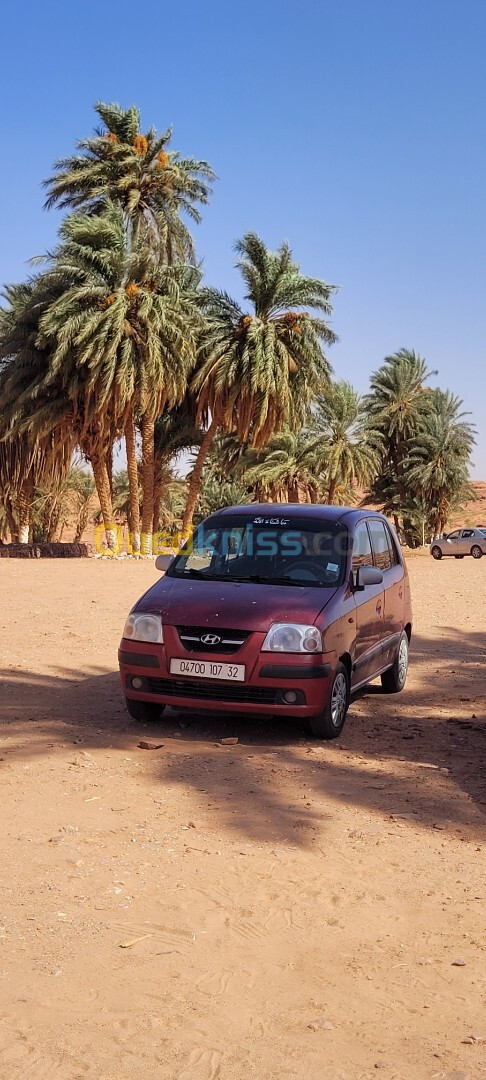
[125,697,166,722]
[381,632,409,694]
[471,545,483,559]
[307,663,350,740]
[431,546,443,560]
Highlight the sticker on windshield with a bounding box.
[327,562,339,573]
[253,517,290,526]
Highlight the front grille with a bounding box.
[176,626,251,654]
[145,676,278,705]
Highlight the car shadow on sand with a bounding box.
[0,628,484,845]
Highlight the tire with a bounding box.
[307,662,350,740]
[471,545,483,559]
[381,632,409,694]
[431,546,443,560]
[125,697,166,722]
[454,555,464,559]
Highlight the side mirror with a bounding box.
[353,564,384,591]
[155,554,172,573]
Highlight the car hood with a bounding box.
[134,575,338,630]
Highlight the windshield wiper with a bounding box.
[173,569,328,586]
[246,574,321,586]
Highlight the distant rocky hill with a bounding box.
[456,481,486,527]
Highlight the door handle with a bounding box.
[376,602,382,615]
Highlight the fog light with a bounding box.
[131,676,143,690]
[283,690,298,704]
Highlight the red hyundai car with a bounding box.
[119,505,412,739]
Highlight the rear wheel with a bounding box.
[381,632,409,694]
[125,697,166,722]
[431,546,442,560]
[307,663,350,740]
[471,545,483,559]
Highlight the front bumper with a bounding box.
[118,632,335,717]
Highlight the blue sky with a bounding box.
[1,0,485,475]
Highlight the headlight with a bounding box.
[262,623,322,653]
[123,612,163,643]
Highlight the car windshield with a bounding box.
[168,515,348,587]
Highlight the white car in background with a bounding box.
[430,527,486,560]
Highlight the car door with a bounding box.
[369,520,399,669]
[444,529,462,555]
[460,529,475,554]
[368,519,405,667]
[351,519,385,687]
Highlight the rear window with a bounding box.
[168,515,349,587]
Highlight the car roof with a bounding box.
[206,503,387,525]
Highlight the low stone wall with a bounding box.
[0,542,93,558]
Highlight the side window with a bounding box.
[385,524,400,566]
[461,530,474,538]
[368,520,392,571]
[352,521,373,570]
[448,530,460,539]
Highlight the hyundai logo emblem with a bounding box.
[201,633,221,645]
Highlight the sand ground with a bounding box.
[0,557,484,1080]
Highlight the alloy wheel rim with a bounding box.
[398,638,408,684]
[331,672,347,727]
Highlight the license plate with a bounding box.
[170,658,245,682]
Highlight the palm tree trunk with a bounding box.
[153,471,164,534]
[5,497,18,542]
[141,413,155,555]
[17,475,33,544]
[74,506,89,543]
[91,454,117,550]
[106,444,113,501]
[181,418,217,533]
[328,476,338,504]
[125,410,141,553]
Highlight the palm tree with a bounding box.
[405,389,475,536]
[0,276,76,542]
[30,468,79,543]
[0,271,121,545]
[397,493,431,547]
[236,429,320,503]
[153,397,202,532]
[364,349,436,530]
[197,471,250,522]
[69,467,97,541]
[38,205,200,553]
[152,469,187,532]
[308,381,380,503]
[44,101,214,264]
[0,432,72,543]
[181,233,336,530]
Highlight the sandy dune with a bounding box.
[0,557,484,1080]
